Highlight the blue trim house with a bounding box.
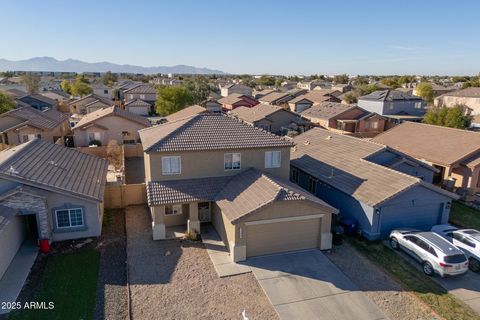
[290,129,459,240]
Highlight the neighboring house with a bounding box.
[412,83,457,98]
[139,113,336,262]
[68,94,112,115]
[0,139,107,280]
[41,90,70,103]
[220,83,253,97]
[300,102,386,136]
[5,89,26,99]
[17,94,58,111]
[357,90,427,121]
[217,93,259,111]
[0,107,70,146]
[230,104,312,135]
[202,99,222,113]
[124,99,152,116]
[290,128,458,240]
[165,105,207,123]
[91,82,113,99]
[72,106,151,147]
[258,92,294,107]
[372,122,480,194]
[288,89,342,113]
[123,84,157,105]
[331,83,353,93]
[434,87,480,115]
[253,89,275,99]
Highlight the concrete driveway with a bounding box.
[245,250,385,320]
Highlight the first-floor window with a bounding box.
[21,134,37,143]
[56,208,84,228]
[162,156,181,175]
[165,204,182,215]
[265,151,281,168]
[224,153,241,170]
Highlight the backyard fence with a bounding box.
[104,183,147,209]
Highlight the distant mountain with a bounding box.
[0,57,226,75]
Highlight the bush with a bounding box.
[185,230,199,241]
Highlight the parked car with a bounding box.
[431,224,480,272]
[389,229,469,277]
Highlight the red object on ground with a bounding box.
[39,239,50,253]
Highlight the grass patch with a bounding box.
[450,201,480,230]
[10,249,100,320]
[348,238,480,320]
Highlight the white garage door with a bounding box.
[246,216,321,258]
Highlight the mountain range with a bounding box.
[0,57,226,75]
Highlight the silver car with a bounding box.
[390,229,469,277]
[431,224,480,272]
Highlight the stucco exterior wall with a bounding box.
[0,116,69,146]
[436,96,480,115]
[0,215,26,279]
[359,99,426,117]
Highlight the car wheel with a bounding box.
[422,261,434,276]
[390,237,399,250]
[469,258,480,272]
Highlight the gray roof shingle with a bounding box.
[0,107,69,132]
[359,90,424,102]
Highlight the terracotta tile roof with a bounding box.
[0,139,108,201]
[217,93,255,105]
[289,90,341,104]
[291,128,457,206]
[165,105,207,122]
[0,107,68,132]
[259,92,292,104]
[123,84,157,94]
[372,122,480,166]
[300,102,358,120]
[68,94,112,107]
[73,106,151,130]
[439,87,480,98]
[139,113,294,153]
[230,104,283,123]
[124,99,152,107]
[215,168,337,223]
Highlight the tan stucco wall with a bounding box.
[254,110,301,133]
[145,147,291,182]
[0,116,69,145]
[435,96,480,115]
[0,215,26,279]
[73,115,148,147]
[211,203,236,250]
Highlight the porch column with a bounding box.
[187,202,200,234]
[151,206,166,240]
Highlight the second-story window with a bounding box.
[162,156,181,175]
[308,176,317,194]
[265,151,281,168]
[224,153,241,170]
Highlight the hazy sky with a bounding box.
[1,0,479,75]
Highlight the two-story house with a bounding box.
[217,93,259,111]
[220,83,253,97]
[68,94,112,115]
[123,84,157,105]
[139,113,337,262]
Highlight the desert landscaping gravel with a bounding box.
[126,206,278,320]
[325,242,441,320]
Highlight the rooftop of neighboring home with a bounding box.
[41,90,70,100]
[0,139,108,201]
[124,98,152,107]
[217,93,257,105]
[147,168,336,221]
[0,107,69,132]
[164,105,207,122]
[291,128,455,206]
[123,84,157,94]
[438,87,480,98]
[300,102,362,120]
[258,91,292,104]
[18,93,58,106]
[72,106,151,130]
[68,93,112,107]
[5,88,26,98]
[230,104,306,126]
[358,89,424,102]
[221,83,251,91]
[289,89,341,104]
[139,113,294,153]
[372,122,480,167]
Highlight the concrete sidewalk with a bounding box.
[245,250,385,320]
[0,241,38,315]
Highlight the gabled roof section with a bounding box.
[289,89,341,104]
[291,128,457,206]
[439,87,480,98]
[230,104,284,123]
[259,92,292,103]
[123,84,156,94]
[68,94,112,107]
[359,90,424,102]
[0,107,68,132]
[72,106,151,130]
[165,105,207,122]
[0,139,108,202]
[217,93,256,105]
[139,113,294,153]
[18,93,57,106]
[125,98,152,107]
[300,102,359,120]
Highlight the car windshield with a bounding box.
[444,254,466,264]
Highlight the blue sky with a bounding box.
[1,0,479,75]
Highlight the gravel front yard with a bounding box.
[126,206,278,320]
[325,242,440,320]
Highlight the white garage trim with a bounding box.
[245,214,323,226]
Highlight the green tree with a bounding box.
[70,77,92,97]
[423,106,471,129]
[184,77,211,104]
[333,74,349,84]
[0,90,16,114]
[61,80,71,94]
[257,75,275,86]
[354,76,369,86]
[22,73,40,94]
[102,71,118,86]
[156,86,193,116]
[380,77,400,88]
[343,93,357,104]
[274,79,282,88]
[415,82,434,103]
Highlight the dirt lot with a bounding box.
[126,206,278,320]
[325,242,440,320]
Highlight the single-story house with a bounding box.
[17,94,58,111]
[72,106,151,147]
[0,139,108,280]
[124,98,152,116]
[217,93,259,111]
[290,128,458,240]
[288,90,342,113]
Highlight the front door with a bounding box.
[198,202,211,222]
[25,214,39,242]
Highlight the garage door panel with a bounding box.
[380,203,443,235]
[246,218,320,258]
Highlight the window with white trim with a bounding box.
[88,132,102,142]
[224,153,241,170]
[165,204,182,215]
[162,156,181,175]
[265,151,281,168]
[55,208,84,228]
